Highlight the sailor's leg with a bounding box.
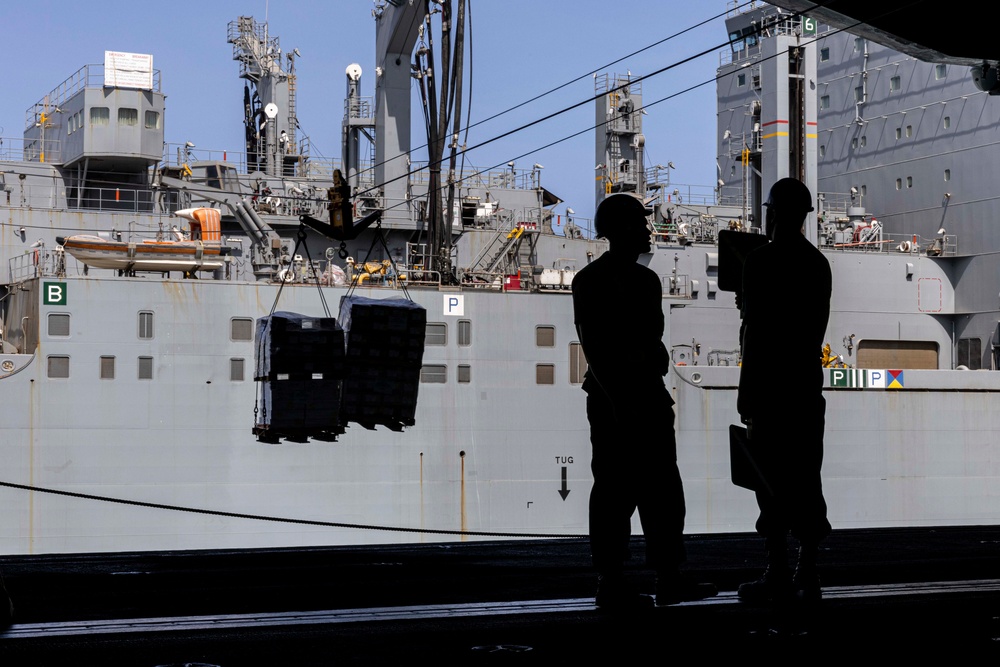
[587,393,636,575]
[635,409,685,571]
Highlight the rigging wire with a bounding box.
[0,480,587,539]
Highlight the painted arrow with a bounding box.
[558,466,571,501]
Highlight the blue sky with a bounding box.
[2,0,735,221]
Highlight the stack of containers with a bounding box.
[254,311,346,442]
[338,296,426,431]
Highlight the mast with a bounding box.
[227,16,303,177]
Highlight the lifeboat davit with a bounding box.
[60,208,228,273]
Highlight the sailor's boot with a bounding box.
[738,536,793,603]
[655,570,718,606]
[793,542,822,602]
[594,574,654,612]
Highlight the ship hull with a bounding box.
[3,253,999,555]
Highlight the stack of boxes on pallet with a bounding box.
[339,296,426,431]
[254,311,346,443]
[252,298,427,443]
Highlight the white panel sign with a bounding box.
[104,51,154,90]
[443,294,464,317]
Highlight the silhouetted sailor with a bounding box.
[738,178,832,603]
[572,194,716,611]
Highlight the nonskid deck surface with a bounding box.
[2,527,1000,663]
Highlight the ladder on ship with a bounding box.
[469,219,537,277]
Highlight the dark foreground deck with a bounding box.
[2,527,1000,664]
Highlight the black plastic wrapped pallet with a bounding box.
[254,311,347,442]
[338,296,426,429]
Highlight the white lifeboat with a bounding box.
[60,207,226,273]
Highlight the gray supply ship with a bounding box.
[1,2,998,556]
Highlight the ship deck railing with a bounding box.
[409,161,546,192]
[652,224,722,247]
[0,176,190,215]
[460,269,523,291]
[663,273,692,299]
[649,182,737,209]
[821,231,958,256]
[1,135,65,164]
[8,247,65,284]
[162,143,343,180]
[398,268,443,288]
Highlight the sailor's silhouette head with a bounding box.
[764,178,814,240]
[594,194,651,255]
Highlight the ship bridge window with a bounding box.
[100,356,115,380]
[457,364,471,383]
[536,325,556,347]
[138,356,154,380]
[426,322,447,345]
[420,364,447,383]
[569,342,587,384]
[729,26,759,53]
[957,338,982,370]
[737,73,746,87]
[458,319,471,346]
[231,358,245,381]
[205,165,222,189]
[47,355,69,379]
[536,364,555,385]
[90,107,109,126]
[144,111,160,129]
[138,311,154,339]
[118,108,138,127]
[856,340,938,370]
[231,317,253,341]
[820,47,830,62]
[47,313,70,337]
